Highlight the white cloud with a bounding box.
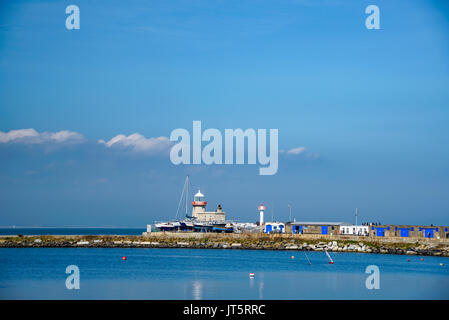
[286,146,306,155]
[0,128,85,144]
[99,133,172,154]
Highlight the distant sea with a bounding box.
[0,248,448,299]
[0,227,145,236]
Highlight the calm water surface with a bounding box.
[0,248,448,299]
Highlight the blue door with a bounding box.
[293,226,303,234]
[265,225,272,233]
[376,228,385,237]
[321,226,328,235]
[424,229,434,238]
[400,228,409,237]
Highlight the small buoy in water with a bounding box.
[440,263,444,266]
[122,256,127,261]
[407,259,410,262]
[329,261,334,264]
[421,258,424,261]
[249,273,255,278]
[291,255,295,259]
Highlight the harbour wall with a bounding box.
[1,233,449,257]
[143,232,449,244]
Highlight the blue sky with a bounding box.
[1,0,449,226]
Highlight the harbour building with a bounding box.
[264,222,285,234]
[370,225,449,239]
[340,224,369,236]
[286,222,449,240]
[191,190,226,222]
[289,222,345,236]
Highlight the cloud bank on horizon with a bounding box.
[0,128,85,144]
[0,128,309,157]
[98,133,172,154]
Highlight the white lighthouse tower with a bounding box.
[192,190,207,216]
[258,203,266,225]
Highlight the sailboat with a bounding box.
[154,175,234,233]
[155,176,195,232]
[325,249,334,264]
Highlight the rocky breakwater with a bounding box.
[0,235,448,257]
[285,240,449,257]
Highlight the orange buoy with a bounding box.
[291,255,295,259]
[122,256,127,260]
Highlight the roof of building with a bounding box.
[290,221,348,226]
[194,190,204,197]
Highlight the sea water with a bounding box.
[0,247,448,299]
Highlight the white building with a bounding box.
[191,190,226,222]
[265,222,285,234]
[340,224,369,236]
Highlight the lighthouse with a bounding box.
[192,190,207,216]
[191,190,226,222]
[258,203,266,225]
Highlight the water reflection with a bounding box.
[258,281,264,299]
[192,280,203,300]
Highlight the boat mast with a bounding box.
[175,175,188,220]
[185,175,189,218]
